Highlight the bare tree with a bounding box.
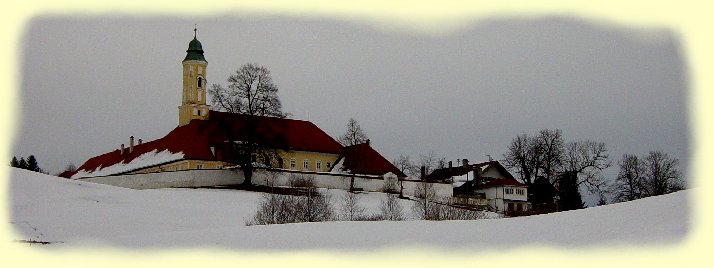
[643,151,684,196]
[382,173,399,194]
[412,181,443,220]
[340,192,365,221]
[338,118,368,146]
[536,129,564,183]
[559,140,611,194]
[379,194,404,221]
[612,154,647,202]
[300,190,334,223]
[504,129,564,186]
[392,154,417,196]
[248,193,302,225]
[503,134,541,186]
[248,174,335,225]
[392,154,418,179]
[418,151,446,177]
[440,203,487,220]
[64,162,77,172]
[209,63,286,187]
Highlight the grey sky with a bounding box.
[15,15,688,203]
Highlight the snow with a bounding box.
[70,149,185,179]
[330,157,346,173]
[9,168,689,250]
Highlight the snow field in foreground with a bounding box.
[9,168,688,249]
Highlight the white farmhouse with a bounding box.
[428,160,529,215]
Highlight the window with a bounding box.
[326,161,331,170]
[197,77,203,88]
[290,158,296,170]
[303,159,309,170]
[505,188,514,195]
[277,158,284,169]
[516,188,525,195]
[316,160,322,171]
[216,165,223,169]
[198,91,202,102]
[197,109,201,116]
[193,108,198,116]
[196,164,203,170]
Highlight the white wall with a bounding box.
[400,180,453,198]
[78,168,455,199]
[78,169,244,189]
[478,185,529,212]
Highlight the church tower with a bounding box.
[178,27,210,126]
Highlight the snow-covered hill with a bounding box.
[8,168,687,249]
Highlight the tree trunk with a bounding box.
[241,166,254,187]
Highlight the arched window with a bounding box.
[197,77,203,88]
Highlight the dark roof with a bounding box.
[341,143,407,178]
[427,165,473,182]
[455,177,526,193]
[74,112,343,176]
[480,177,526,187]
[426,161,517,182]
[183,37,206,62]
[57,170,76,178]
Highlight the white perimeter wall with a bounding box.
[79,169,244,189]
[251,170,453,198]
[77,168,453,198]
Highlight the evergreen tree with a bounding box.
[530,176,556,211]
[26,155,41,172]
[10,156,19,167]
[17,157,28,170]
[557,171,585,211]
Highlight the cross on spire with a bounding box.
[194,24,197,38]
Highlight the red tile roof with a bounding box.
[341,143,407,178]
[74,112,343,176]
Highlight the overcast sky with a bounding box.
[15,15,688,203]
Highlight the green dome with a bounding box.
[183,37,206,62]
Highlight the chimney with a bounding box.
[366,139,370,145]
[129,136,134,153]
[463,158,469,167]
[420,165,426,181]
[138,139,143,145]
[448,161,453,172]
[120,144,125,156]
[474,171,481,187]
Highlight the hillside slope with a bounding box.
[8,168,688,249]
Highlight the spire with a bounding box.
[183,27,206,62]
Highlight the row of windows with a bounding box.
[288,158,331,172]
[504,188,526,195]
